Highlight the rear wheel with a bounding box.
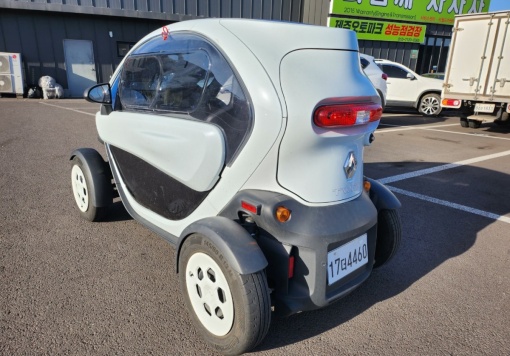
[179,234,271,355]
[468,120,481,128]
[418,93,441,116]
[460,118,468,127]
[374,209,402,268]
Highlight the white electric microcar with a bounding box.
[71,19,402,355]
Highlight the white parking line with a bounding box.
[379,149,510,224]
[378,123,458,132]
[387,186,510,224]
[423,128,510,141]
[379,150,510,184]
[378,123,510,141]
[40,101,95,117]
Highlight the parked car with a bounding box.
[72,19,402,355]
[375,59,444,116]
[360,53,388,109]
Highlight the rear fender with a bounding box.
[176,216,268,275]
[366,178,401,211]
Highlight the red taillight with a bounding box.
[382,73,388,80]
[313,103,382,128]
[441,99,461,107]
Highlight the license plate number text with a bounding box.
[474,103,495,113]
[327,234,368,286]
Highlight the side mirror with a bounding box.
[407,73,416,80]
[84,83,112,104]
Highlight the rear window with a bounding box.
[360,57,370,70]
[379,64,409,79]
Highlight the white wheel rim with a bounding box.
[185,252,234,336]
[71,165,89,213]
[421,96,440,115]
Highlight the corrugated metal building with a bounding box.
[0,0,452,97]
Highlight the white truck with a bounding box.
[441,11,510,128]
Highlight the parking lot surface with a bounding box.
[1,99,509,355]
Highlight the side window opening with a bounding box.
[155,52,209,112]
[117,33,253,165]
[382,65,409,79]
[120,56,161,109]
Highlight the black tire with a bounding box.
[460,118,468,127]
[71,156,109,221]
[468,120,481,128]
[373,209,402,269]
[179,234,271,355]
[495,112,509,125]
[418,93,442,116]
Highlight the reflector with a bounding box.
[288,256,295,279]
[241,200,259,214]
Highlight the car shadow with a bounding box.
[480,121,510,134]
[100,199,132,222]
[253,161,509,352]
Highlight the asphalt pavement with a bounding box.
[1,98,509,355]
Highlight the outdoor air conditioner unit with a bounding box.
[0,52,24,96]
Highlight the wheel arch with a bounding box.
[366,178,401,212]
[176,216,268,275]
[376,89,386,110]
[414,90,441,108]
[70,148,113,207]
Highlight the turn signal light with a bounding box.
[314,103,382,128]
[442,99,461,107]
[363,180,371,192]
[275,206,291,223]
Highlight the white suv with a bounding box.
[360,53,388,109]
[375,59,443,116]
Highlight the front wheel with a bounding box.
[71,156,110,221]
[179,234,271,355]
[418,93,442,116]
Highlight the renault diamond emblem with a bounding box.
[344,151,357,179]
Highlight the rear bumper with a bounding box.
[219,190,378,316]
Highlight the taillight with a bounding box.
[313,103,382,128]
[441,98,461,107]
[382,73,388,80]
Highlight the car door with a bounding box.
[96,33,253,221]
[380,63,418,107]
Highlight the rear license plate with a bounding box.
[474,103,495,113]
[327,234,368,286]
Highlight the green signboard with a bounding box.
[331,0,491,25]
[328,17,426,43]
